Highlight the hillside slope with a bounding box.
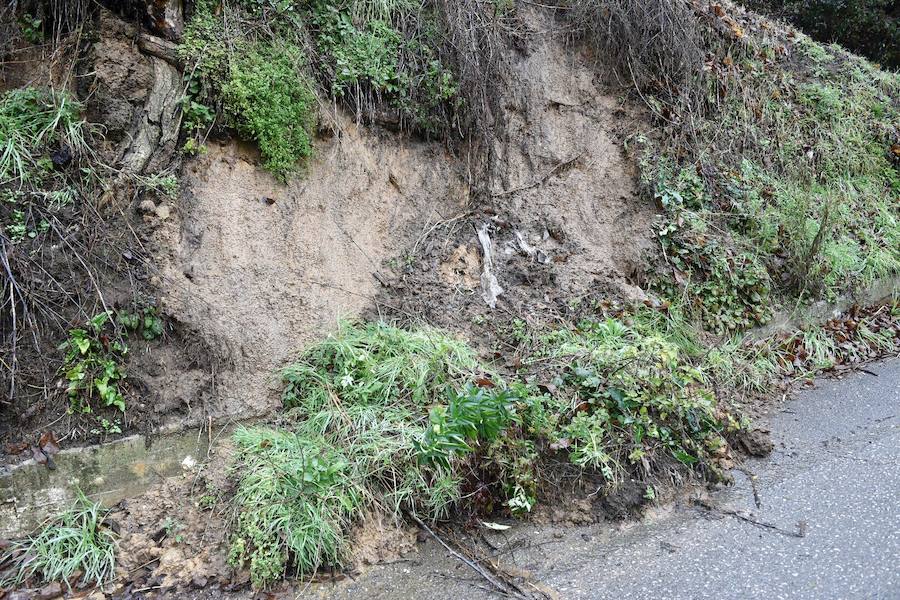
[0,0,897,596]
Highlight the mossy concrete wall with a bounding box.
[752,276,899,338]
[0,429,210,537]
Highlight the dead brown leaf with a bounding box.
[39,431,60,456]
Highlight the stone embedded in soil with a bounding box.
[735,428,775,457]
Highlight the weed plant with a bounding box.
[229,322,517,587]
[229,319,744,587]
[518,315,729,483]
[59,312,128,413]
[1,493,117,589]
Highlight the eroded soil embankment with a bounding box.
[152,129,469,422]
[2,5,657,595]
[148,6,655,431]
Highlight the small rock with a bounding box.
[155,204,171,220]
[735,428,774,457]
[191,575,209,588]
[51,145,72,167]
[139,199,157,214]
[35,581,63,600]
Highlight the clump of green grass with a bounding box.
[0,87,87,183]
[0,87,90,242]
[281,320,481,411]
[229,321,517,588]
[223,44,316,180]
[229,317,754,587]
[1,493,118,589]
[228,427,360,586]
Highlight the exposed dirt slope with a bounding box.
[491,8,654,296]
[153,129,468,421]
[146,7,655,426]
[374,8,655,338]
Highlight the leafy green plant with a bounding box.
[18,14,44,44]
[59,312,127,413]
[522,317,727,485]
[178,1,316,180]
[652,208,772,334]
[416,385,516,469]
[312,7,403,96]
[308,0,460,133]
[5,209,26,241]
[90,417,122,435]
[181,74,215,133]
[161,518,186,543]
[182,137,207,156]
[177,0,464,179]
[0,493,117,589]
[118,305,164,340]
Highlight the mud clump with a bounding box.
[733,428,775,458]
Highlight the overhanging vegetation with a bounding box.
[565,0,899,331]
[178,0,507,180]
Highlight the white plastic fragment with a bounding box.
[477,223,504,308]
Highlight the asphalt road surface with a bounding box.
[324,359,900,600]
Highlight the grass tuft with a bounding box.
[228,318,749,587]
[0,87,87,184]
[1,493,117,589]
[228,321,515,588]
